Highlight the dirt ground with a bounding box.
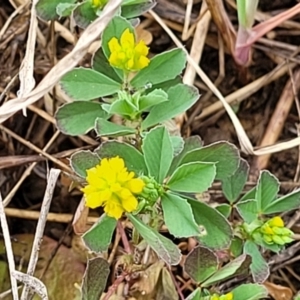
[1,0,300,299]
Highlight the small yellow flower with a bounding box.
[211,292,233,300]
[108,28,150,72]
[91,0,107,9]
[268,216,284,228]
[259,216,293,246]
[82,156,145,219]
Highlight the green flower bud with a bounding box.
[139,176,163,204]
[250,216,294,248]
[272,235,285,245]
[282,236,293,244]
[263,235,273,244]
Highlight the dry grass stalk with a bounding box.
[253,69,300,171]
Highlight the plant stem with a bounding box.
[117,220,132,254]
[103,273,126,300]
[167,265,185,300]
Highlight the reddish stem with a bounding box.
[167,265,185,300]
[103,273,126,300]
[117,220,132,254]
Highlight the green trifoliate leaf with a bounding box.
[202,254,251,287]
[255,170,279,214]
[184,246,218,283]
[36,0,76,20]
[161,193,200,238]
[188,198,233,250]
[81,257,110,300]
[138,89,169,111]
[130,49,186,88]
[243,240,269,283]
[55,101,108,136]
[231,283,268,300]
[180,141,240,180]
[167,162,216,193]
[95,118,136,137]
[142,126,173,183]
[236,199,258,223]
[60,68,121,100]
[263,189,300,214]
[70,150,100,178]
[222,159,249,203]
[128,214,181,265]
[82,214,117,252]
[141,84,199,130]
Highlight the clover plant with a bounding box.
[52,12,300,300]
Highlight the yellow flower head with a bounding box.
[268,216,284,228]
[108,28,150,72]
[91,0,108,9]
[211,292,233,300]
[82,156,145,219]
[258,216,294,246]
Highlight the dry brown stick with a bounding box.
[107,229,121,265]
[4,207,99,224]
[0,127,68,207]
[181,0,193,41]
[253,68,300,171]
[0,125,70,172]
[20,168,61,300]
[0,192,19,300]
[187,32,225,129]
[199,62,295,119]
[183,1,210,86]
[206,0,236,57]
[180,1,211,126]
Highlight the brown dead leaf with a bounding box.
[263,281,293,300]
[136,26,153,45]
[130,261,165,300]
[0,234,85,300]
[156,267,178,300]
[129,261,177,300]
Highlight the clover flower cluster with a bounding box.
[82,156,145,219]
[211,292,233,300]
[108,28,150,72]
[254,216,293,246]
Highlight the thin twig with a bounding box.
[4,207,99,224]
[0,192,19,300]
[20,168,61,300]
[1,129,64,207]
